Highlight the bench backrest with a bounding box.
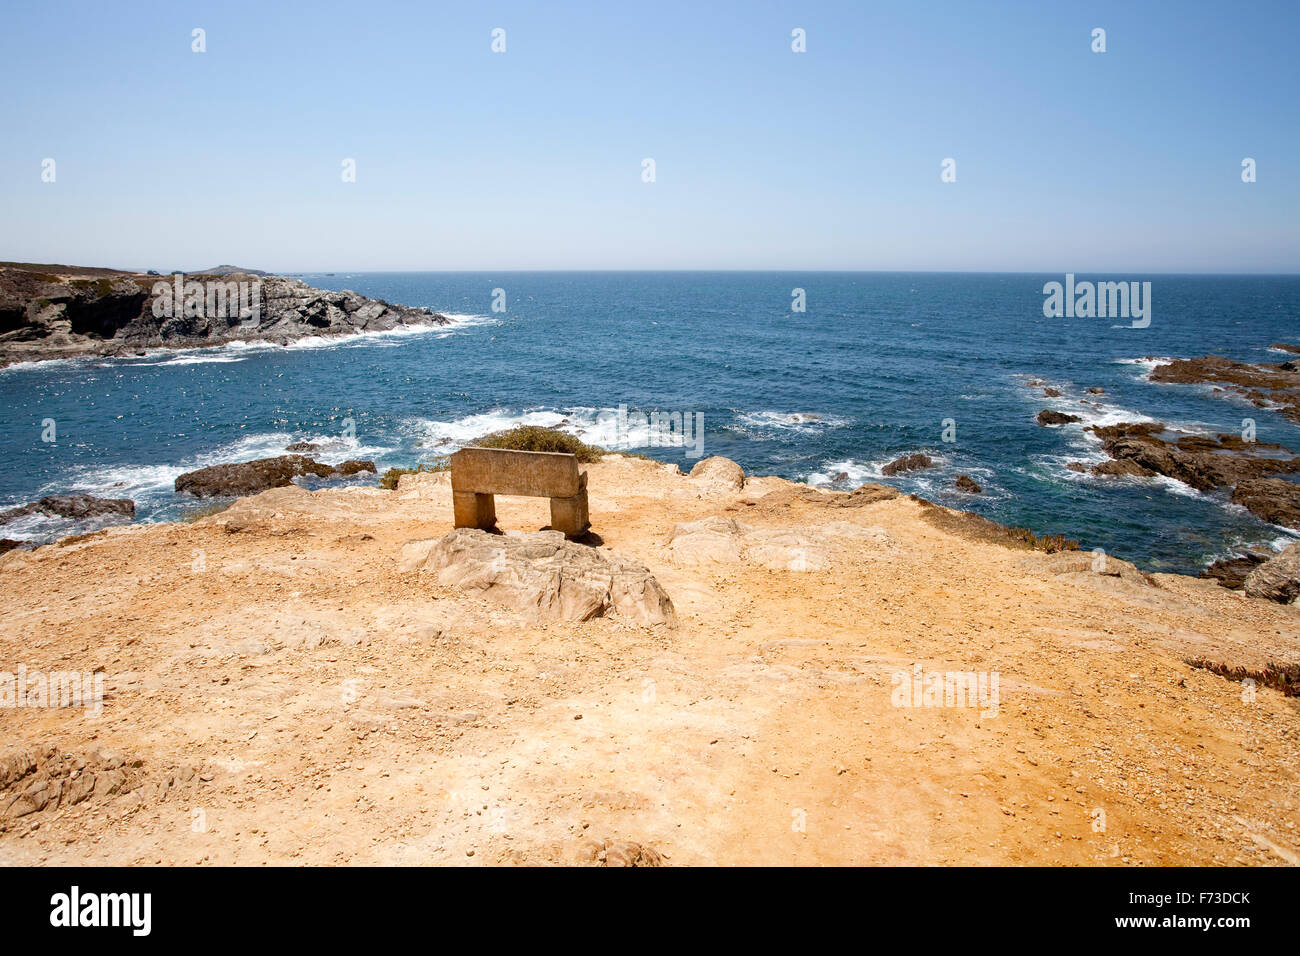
[450,447,582,498]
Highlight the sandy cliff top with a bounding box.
[0,457,1296,865]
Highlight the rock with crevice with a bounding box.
[1230,479,1300,530]
[688,456,745,492]
[1243,542,1300,603]
[403,529,676,626]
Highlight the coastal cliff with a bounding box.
[0,456,1296,865]
[0,262,449,367]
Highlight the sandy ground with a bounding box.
[0,456,1297,866]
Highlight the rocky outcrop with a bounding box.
[1202,552,1269,590]
[1243,542,1300,603]
[688,456,745,492]
[0,263,449,366]
[881,453,932,476]
[954,474,983,494]
[1080,421,1300,530]
[1151,355,1300,423]
[1087,422,1300,498]
[1033,550,1155,588]
[0,494,134,523]
[833,483,900,507]
[175,456,375,498]
[400,529,676,626]
[1230,479,1300,529]
[1,744,201,822]
[1037,410,1082,426]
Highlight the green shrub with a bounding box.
[379,460,449,490]
[467,425,603,462]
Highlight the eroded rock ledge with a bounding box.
[0,262,450,366]
[1150,353,1300,423]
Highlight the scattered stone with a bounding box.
[589,839,664,867]
[881,453,932,476]
[832,471,849,482]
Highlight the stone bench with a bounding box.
[450,447,590,538]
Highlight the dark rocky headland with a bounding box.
[0,261,450,367]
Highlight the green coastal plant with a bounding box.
[465,425,603,462]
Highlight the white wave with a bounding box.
[733,411,850,435]
[12,313,496,373]
[806,452,945,488]
[1150,475,1205,499]
[1268,533,1300,551]
[1112,356,1172,379]
[408,405,708,455]
[806,459,881,487]
[0,356,87,374]
[34,431,393,507]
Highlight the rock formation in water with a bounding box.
[175,456,376,498]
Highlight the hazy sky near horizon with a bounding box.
[1,0,1297,273]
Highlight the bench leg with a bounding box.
[549,488,589,538]
[453,491,497,530]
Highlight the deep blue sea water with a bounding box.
[2,271,1299,574]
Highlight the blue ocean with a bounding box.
[2,272,1298,574]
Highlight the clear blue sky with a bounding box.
[1,0,1296,272]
